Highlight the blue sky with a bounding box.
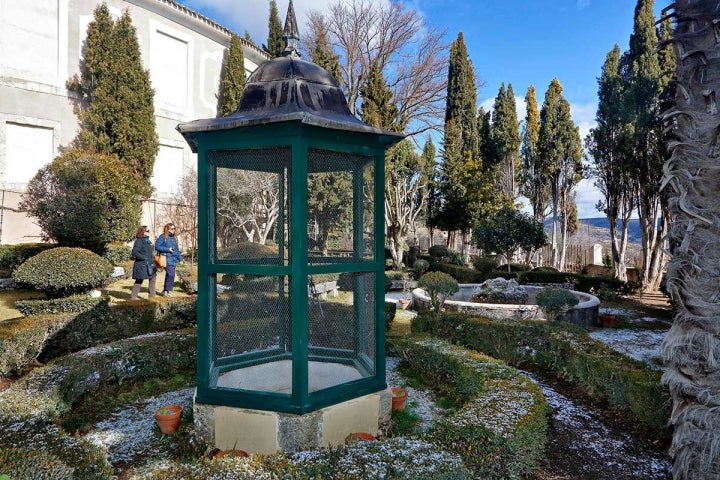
[175,0,668,218]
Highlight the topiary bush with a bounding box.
[471,255,498,274]
[0,243,56,275]
[12,247,113,298]
[417,272,459,312]
[428,244,451,259]
[413,259,430,277]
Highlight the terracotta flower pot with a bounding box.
[599,314,616,328]
[154,405,183,434]
[214,449,249,459]
[345,432,376,443]
[398,298,411,310]
[391,386,408,411]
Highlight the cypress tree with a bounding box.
[586,44,635,281]
[538,78,583,268]
[219,34,247,117]
[360,62,399,131]
[267,0,284,58]
[477,107,493,166]
[627,0,667,290]
[71,6,158,197]
[520,85,548,223]
[310,25,341,83]
[445,32,478,158]
[491,83,521,197]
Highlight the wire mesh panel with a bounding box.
[307,272,376,386]
[209,147,289,265]
[214,275,290,392]
[307,149,374,263]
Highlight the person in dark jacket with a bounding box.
[155,222,183,297]
[130,225,157,300]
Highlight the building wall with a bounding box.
[0,0,266,244]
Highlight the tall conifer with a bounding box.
[71,6,158,196]
[219,34,247,117]
[267,0,284,58]
[445,32,478,157]
[520,85,547,223]
[310,25,341,82]
[492,83,521,197]
[360,62,399,131]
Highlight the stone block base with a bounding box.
[194,389,392,454]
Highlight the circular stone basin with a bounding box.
[412,284,600,327]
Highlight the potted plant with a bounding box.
[154,405,183,434]
[599,313,617,327]
[391,386,408,410]
[344,432,375,443]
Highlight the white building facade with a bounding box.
[0,0,267,243]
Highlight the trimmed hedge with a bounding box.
[412,312,671,439]
[15,294,105,316]
[0,243,55,274]
[0,330,196,479]
[13,247,113,298]
[0,298,196,377]
[390,336,548,479]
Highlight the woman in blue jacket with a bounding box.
[155,223,183,296]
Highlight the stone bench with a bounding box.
[308,280,338,300]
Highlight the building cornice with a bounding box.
[123,0,269,64]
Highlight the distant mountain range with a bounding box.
[545,218,644,245]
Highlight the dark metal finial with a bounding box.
[282,0,300,57]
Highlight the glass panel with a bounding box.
[210,148,289,265]
[214,275,291,393]
[307,149,374,264]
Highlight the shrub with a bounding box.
[417,272,458,312]
[412,259,429,277]
[535,286,579,321]
[385,301,397,332]
[428,244,451,259]
[12,247,112,298]
[471,255,498,274]
[15,295,104,316]
[0,243,55,274]
[411,312,671,439]
[19,149,143,253]
[217,241,278,260]
[102,242,133,266]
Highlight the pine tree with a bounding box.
[219,34,247,117]
[491,83,521,197]
[266,0,284,58]
[310,24,341,83]
[71,6,158,197]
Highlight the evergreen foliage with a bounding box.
[538,78,583,269]
[266,0,284,58]
[219,34,247,117]
[520,85,548,222]
[13,247,113,298]
[472,206,547,272]
[491,83,521,197]
[310,24,341,82]
[20,150,142,253]
[445,33,479,157]
[68,5,158,197]
[360,62,400,131]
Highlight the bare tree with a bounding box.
[168,169,199,264]
[216,169,281,246]
[306,0,447,137]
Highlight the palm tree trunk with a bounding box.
[661,2,720,478]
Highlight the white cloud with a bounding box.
[576,0,591,9]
